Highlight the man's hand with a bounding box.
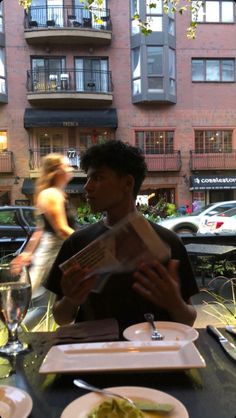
[133,259,196,326]
[61,264,97,307]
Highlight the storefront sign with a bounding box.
[190,175,236,190]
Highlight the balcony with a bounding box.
[24,5,112,45]
[29,148,84,175]
[190,150,236,171]
[0,151,14,173]
[26,69,113,108]
[144,151,181,172]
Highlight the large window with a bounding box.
[192,59,235,82]
[195,130,233,153]
[0,48,6,94]
[192,1,234,23]
[135,131,174,154]
[31,56,66,90]
[147,46,163,91]
[0,3,3,32]
[75,57,109,92]
[0,131,7,151]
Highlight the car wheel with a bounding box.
[174,225,197,234]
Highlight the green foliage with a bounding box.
[196,257,236,278]
[139,199,177,222]
[202,277,236,325]
[77,203,102,225]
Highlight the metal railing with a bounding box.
[0,151,14,173]
[190,150,236,170]
[29,148,82,170]
[26,68,113,94]
[25,5,112,31]
[144,150,181,171]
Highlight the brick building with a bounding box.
[0,0,236,209]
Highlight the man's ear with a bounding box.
[124,174,135,193]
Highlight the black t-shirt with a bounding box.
[45,220,198,332]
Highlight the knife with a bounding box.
[207,325,236,361]
[225,324,236,337]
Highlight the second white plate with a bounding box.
[0,385,32,418]
[61,386,189,418]
[123,321,199,342]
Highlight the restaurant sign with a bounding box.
[190,175,236,190]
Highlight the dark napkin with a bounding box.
[53,318,119,345]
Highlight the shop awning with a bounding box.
[24,108,118,128]
[22,178,86,195]
[190,175,236,190]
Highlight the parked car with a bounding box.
[198,206,236,234]
[0,206,36,239]
[158,201,236,234]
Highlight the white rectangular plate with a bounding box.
[39,340,206,374]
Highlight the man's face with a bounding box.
[84,166,131,213]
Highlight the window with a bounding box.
[195,130,232,153]
[37,132,64,157]
[0,131,7,151]
[132,48,141,94]
[31,57,66,91]
[147,46,163,91]
[192,1,234,23]
[75,57,109,92]
[131,0,140,35]
[146,0,162,32]
[0,3,3,32]
[0,48,6,94]
[169,48,176,94]
[192,59,235,82]
[135,131,174,154]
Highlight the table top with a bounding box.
[185,243,236,257]
[1,328,236,418]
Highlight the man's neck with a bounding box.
[105,204,137,227]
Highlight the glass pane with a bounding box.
[133,78,141,94]
[0,131,7,150]
[148,77,163,90]
[169,48,175,78]
[0,48,5,77]
[147,46,163,75]
[222,60,234,81]
[135,131,144,150]
[192,1,204,21]
[166,132,174,152]
[0,17,3,33]
[169,79,175,95]
[131,19,140,35]
[206,60,219,81]
[132,48,141,78]
[205,1,219,22]
[222,2,234,22]
[146,16,162,31]
[168,18,175,35]
[131,0,139,15]
[146,0,162,14]
[195,131,204,152]
[223,131,232,151]
[0,79,6,94]
[192,60,204,81]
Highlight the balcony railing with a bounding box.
[144,151,181,171]
[25,5,112,31]
[29,148,83,171]
[0,151,14,173]
[26,69,113,94]
[190,150,236,170]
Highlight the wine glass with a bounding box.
[0,263,31,355]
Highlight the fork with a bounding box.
[144,313,164,340]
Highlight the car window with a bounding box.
[208,204,236,216]
[216,206,236,217]
[0,210,18,226]
[23,209,36,227]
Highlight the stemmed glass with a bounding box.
[0,263,31,355]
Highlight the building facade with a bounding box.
[0,0,236,209]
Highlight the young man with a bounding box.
[45,140,198,331]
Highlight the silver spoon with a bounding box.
[144,313,164,340]
[73,378,135,407]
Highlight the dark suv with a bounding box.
[0,206,36,239]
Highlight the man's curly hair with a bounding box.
[81,140,147,197]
